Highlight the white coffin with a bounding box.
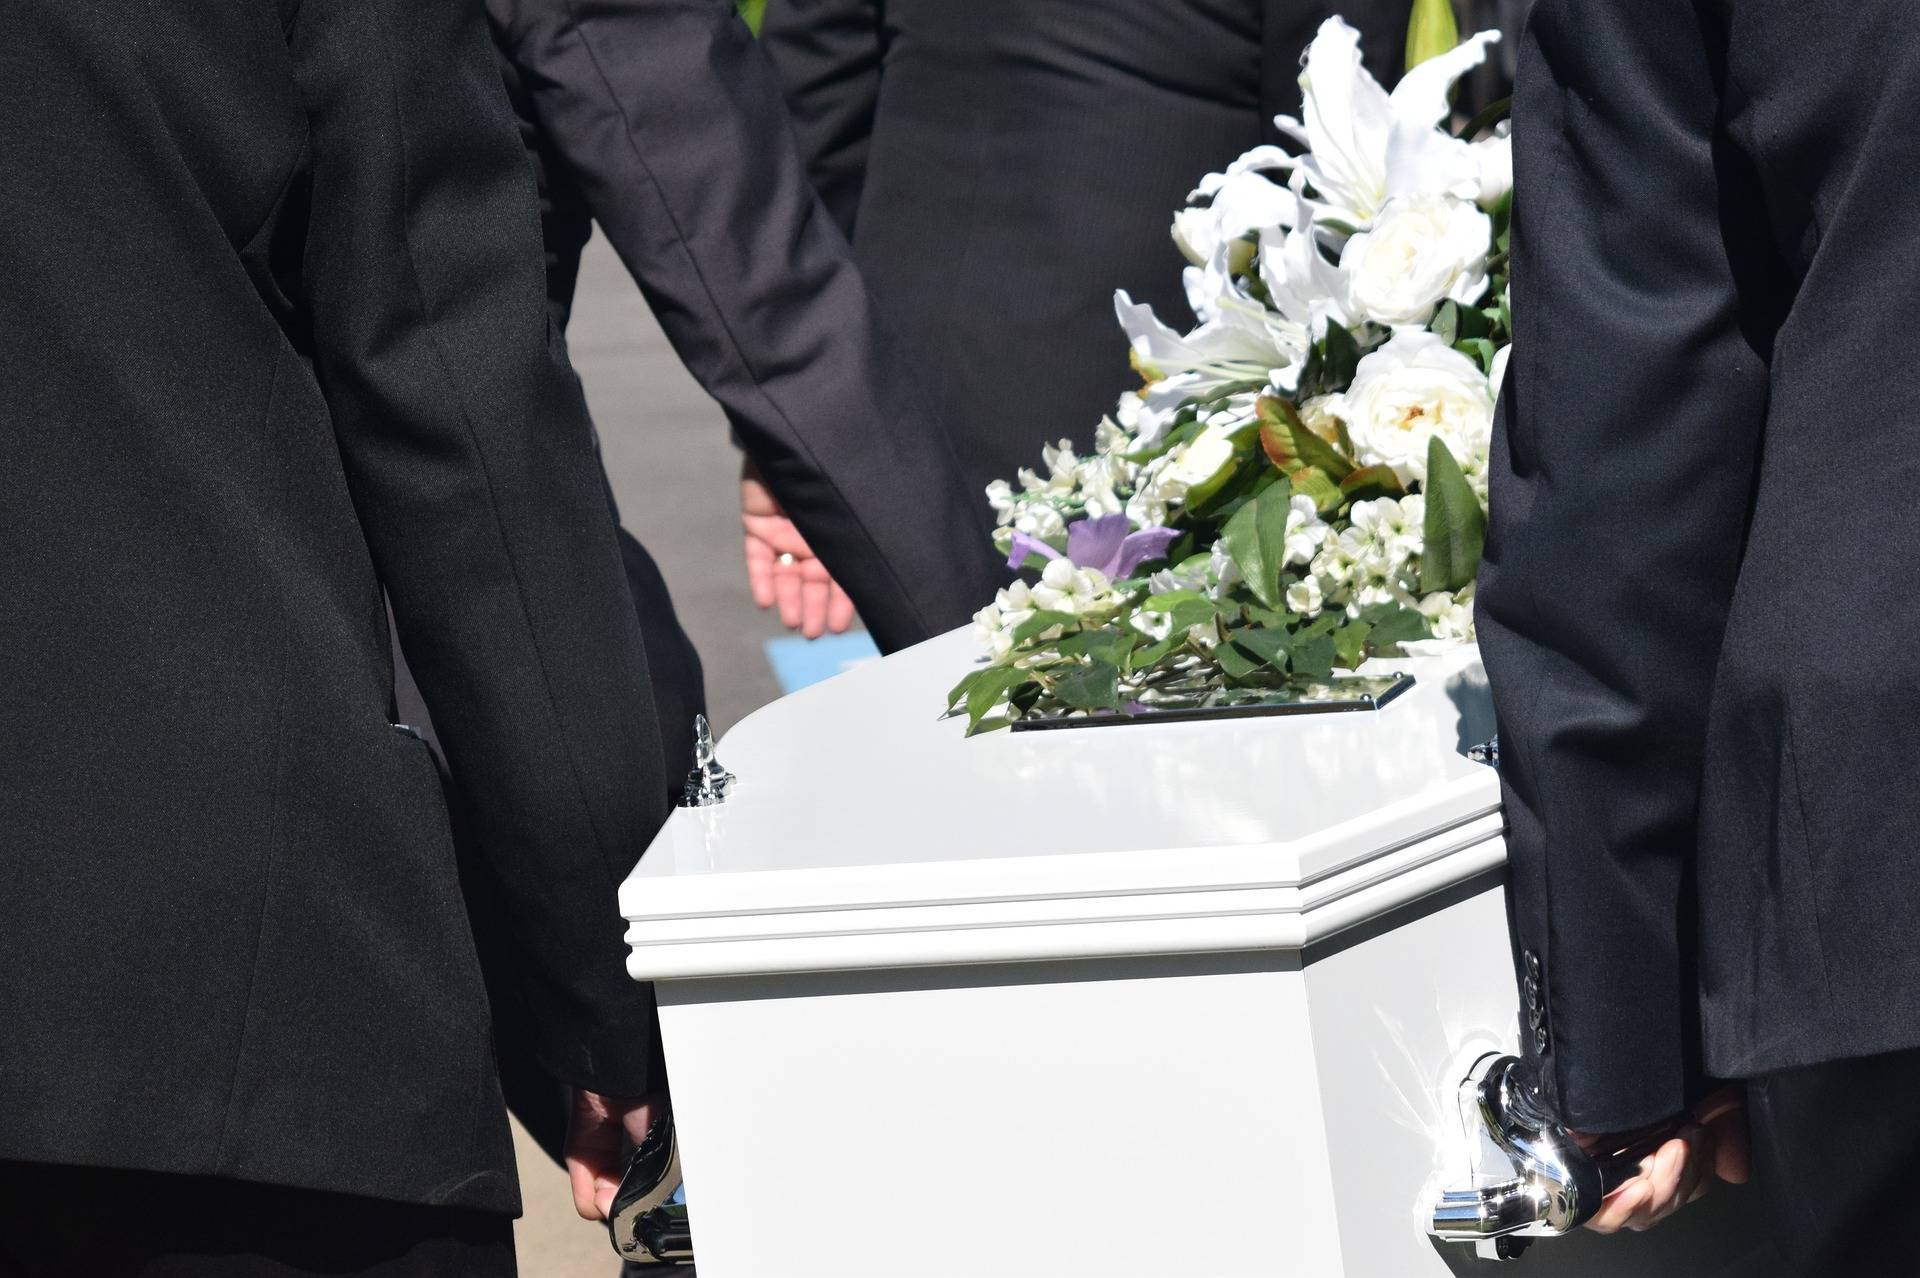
[619,631,1764,1277]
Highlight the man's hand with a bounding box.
[742,462,856,639]
[1581,1086,1750,1233]
[563,1089,666,1222]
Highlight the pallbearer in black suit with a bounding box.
[760,0,1415,503]
[1481,0,1920,1267]
[0,0,783,1270]
[458,0,1008,1197]
[487,0,1002,661]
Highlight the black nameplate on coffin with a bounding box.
[1009,672,1417,731]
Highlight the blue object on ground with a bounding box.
[764,631,881,694]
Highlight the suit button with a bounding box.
[1525,949,1541,980]
[1533,1025,1549,1053]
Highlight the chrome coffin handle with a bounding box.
[1427,1053,1682,1261]
[681,714,735,808]
[607,1114,694,1265]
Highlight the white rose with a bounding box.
[1334,330,1495,485]
[1340,196,1491,328]
[1298,394,1345,445]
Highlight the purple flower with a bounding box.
[1008,513,1179,579]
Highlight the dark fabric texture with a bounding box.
[1480,0,1920,1130]
[0,0,674,1213]
[486,0,1006,653]
[760,0,1414,504]
[1749,1049,1920,1276]
[0,1164,516,1278]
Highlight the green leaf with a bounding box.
[1322,320,1362,392]
[1339,464,1406,505]
[1454,302,1492,342]
[1213,642,1261,681]
[1220,484,1297,610]
[1292,634,1337,678]
[1010,609,1078,646]
[1297,610,1342,639]
[966,666,1031,728]
[1454,337,1496,373]
[947,668,985,711]
[1128,635,1181,671]
[1141,589,1216,636]
[1258,396,1354,480]
[1053,660,1121,710]
[1430,300,1460,347]
[1332,620,1373,670]
[1232,627,1294,672]
[1056,627,1137,667]
[1420,437,1487,594]
[1290,465,1344,516]
[1455,95,1512,143]
[1364,604,1433,656]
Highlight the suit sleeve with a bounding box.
[1476,0,1773,1131]
[288,0,667,1095]
[489,0,1004,653]
[756,0,882,238]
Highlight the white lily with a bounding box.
[1272,18,1503,230]
[1258,191,1360,343]
[1171,167,1294,269]
[1115,290,1305,401]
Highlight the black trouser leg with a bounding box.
[1749,1046,1920,1276]
[0,1164,516,1277]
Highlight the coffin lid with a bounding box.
[620,630,1503,980]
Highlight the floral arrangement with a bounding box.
[948,17,1511,733]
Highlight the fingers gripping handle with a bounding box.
[1426,1054,1684,1260]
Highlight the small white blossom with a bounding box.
[972,581,1037,664]
[1131,609,1175,642]
[1283,493,1332,566]
[1286,575,1325,616]
[1348,494,1424,565]
[1010,502,1067,542]
[1417,583,1477,642]
[1030,558,1115,617]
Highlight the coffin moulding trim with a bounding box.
[624,808,1506,981]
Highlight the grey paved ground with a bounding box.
[511,233,792,1275]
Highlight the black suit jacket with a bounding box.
[0,0,674,1213]
[1480,0,1911,1131]
[486,0,1005,655]
[760,0,1413,503]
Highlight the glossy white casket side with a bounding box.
[617,631,1759,1276]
